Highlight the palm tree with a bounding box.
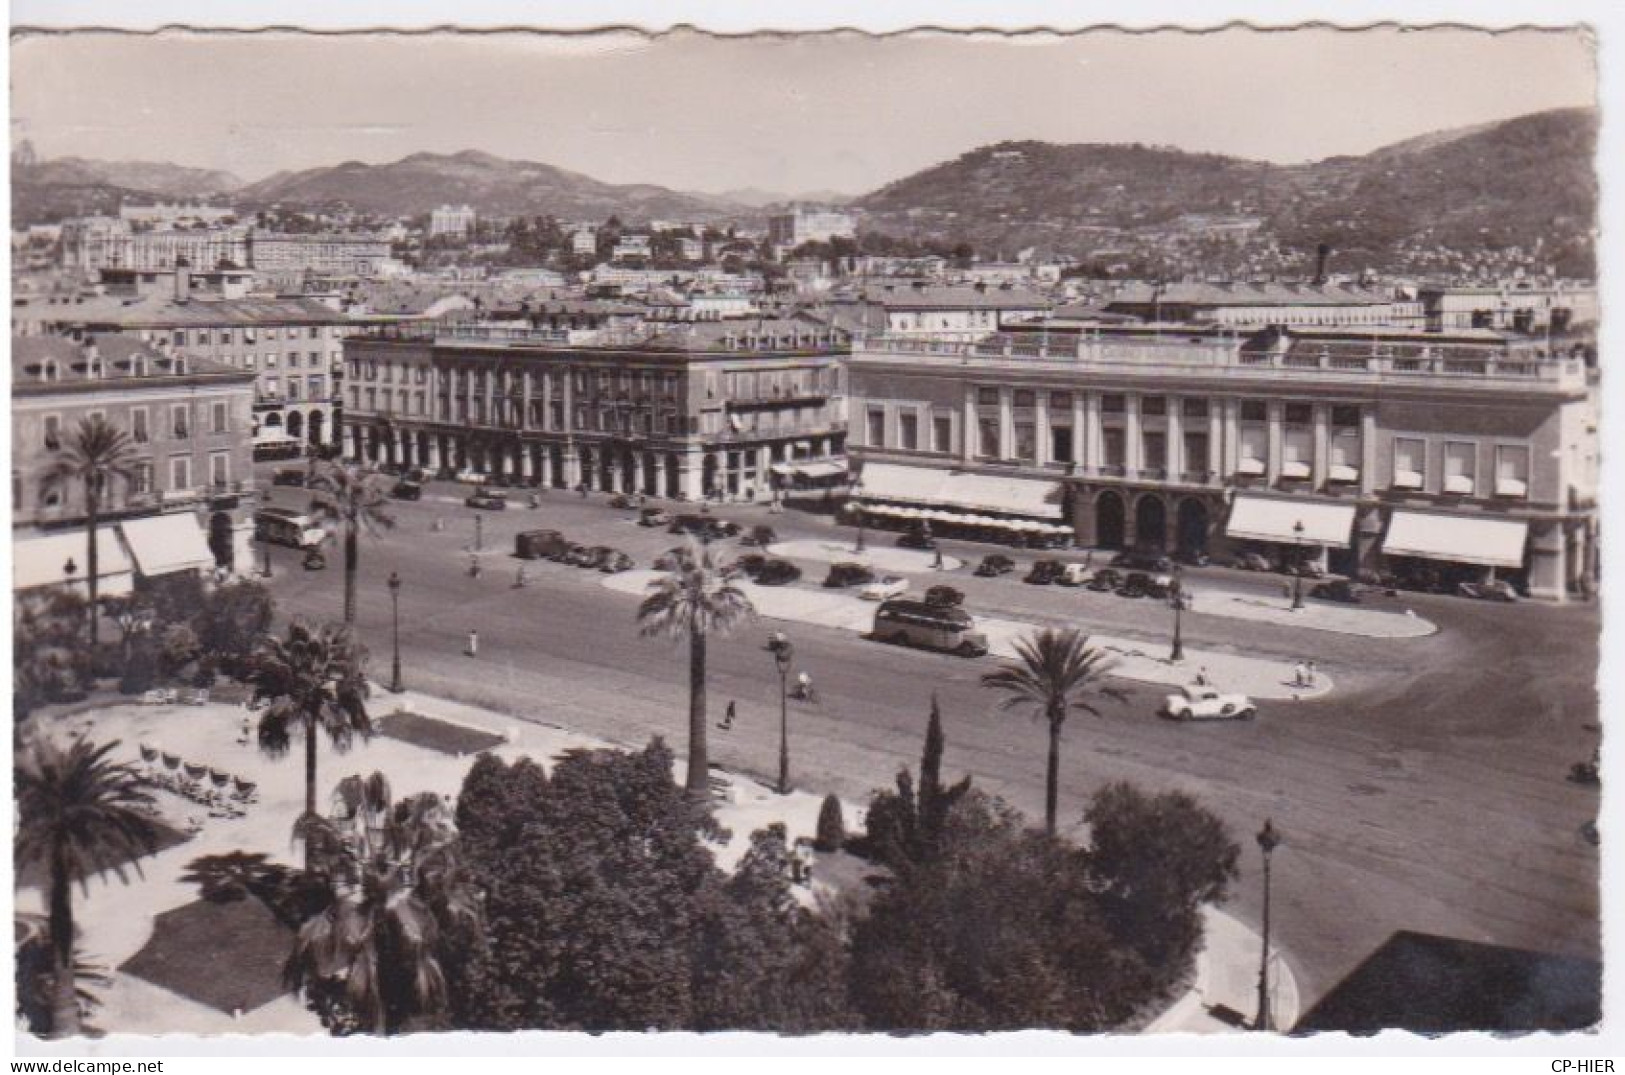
[287,774,482,1035]
[980,628,1126,838]
[636,536,755,798]
[15,736,159,1038]
[241,620,372,863]
[41,415,140,650]
[306,461,396,625]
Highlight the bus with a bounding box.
[871,599,990,657]
[254,507,326,549]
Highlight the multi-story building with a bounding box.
[429,204,477,239]
[1099,282,1418,329]
[767,204,856,248]
[612,234,653,261]
[62,220,250,274]
[846,324,1597,601]
[12,333,260,593]
[118,203,238,227]
[857,283,1052,338]
[341,317,850,502]
[247,231,393,277]
[17,268,357,452]
[1419,282,1599,334]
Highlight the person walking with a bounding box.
[718,700,736,731]
[465,630,479,658]
[1306,660,1318,688]
[1195,666,1210,687]
[515,564,529,588]
[469,553,482,578]
[1292,661,1307,688]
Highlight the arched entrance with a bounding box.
[285,410,305,441]
[1095,490,1126,549]
[1135,494,1168,551]
[208,511,235,570]
[1176,498,1210,557]
[307,409,325,446]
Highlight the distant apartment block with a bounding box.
[429,204,477,238]
[767,204,856,248]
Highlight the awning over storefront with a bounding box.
[14,527,135,595]
[121,514,216,577]
[856,462,953,504]
[794,461,847,480]
[1226,495,1355,548]
[1382,511,1529,569]
[856,463,1062,519]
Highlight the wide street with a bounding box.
[256,472,1602,1013]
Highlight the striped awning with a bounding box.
[1226,495,1355,548]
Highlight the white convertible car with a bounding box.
[1160,684,1257,721]
[860,575,910,601]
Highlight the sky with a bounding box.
[10,26,1597,197]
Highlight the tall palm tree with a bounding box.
[306,461,396,625]
[241,620,372,863]
[636,536,755,798]
[15,736,159,1038]
[41,415,140,650]
[287,775,481,1035]
[980,628,1126,837]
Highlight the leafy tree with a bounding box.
[635,537,755,798]
[193,579,275,675]
[814,794,846,853]
[238,620,372,863]
[980,628,1126,837]
[858,695,969,868]
[15,736,159,1038]
[13,589,92,721]
[1082,782,1240,994]
[40,415,140,649]
[306,461,396,625]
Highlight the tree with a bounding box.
[859,695,969,868]
[193,578,275,676]
[980,628,1126,837]
[15,736,159,1038]
[1083,782,1240,995]
[814,794,845,853]
[635,537,755,798]
[286,773,483,1036]
[306,461,396,625]
[238,620,372,863]
[13,589,92,721]
[40,415,140,650]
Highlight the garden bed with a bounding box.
[374,709,506,756]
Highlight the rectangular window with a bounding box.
[287,380,302,401]
[1140,396,1166,417]
[1051,423,1073,463]
[1182,398,1209,419]
[171,405,189,439]
[899,413,919,451]
[977,387,1000,407]
[1240,400,1268,423]
[933,415,953,454]
[131,408,149,444]
[1101,394,1125,414]
[209,452,229,487]
[1014,422,1036,461]
[169,456,191,491]
[1284,402,1313,425]
[133,462,154,495]
[1050,392,1073,411]
[266,353,279,369]
[1495,445,1530,498]
[1393,437,1425,489]
[309,376,326,398]
[211,402,228,434]
[1141,430,1167,470]
[1444,442,1477,494]
[1012,390,1035,409]
[1331,404,1361,428]
[1184,432,1209,475]
[1239,426,1267,471]
[866,409,886,447]
[978,416,1000,458]
[1282,428,1313,478]
[1102,428,1126,467]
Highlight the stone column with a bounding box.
[1166,395,1183,479]
[1312,404,1330,490]
[1085,392,1102,471]
[520,369,532,431]
[1124,394,1142,473]
[680,447,705,501]
[1071,394,1086,470]
[1360,406,1377,496]
[1034,390,1051,467]
[1266,401,1284,483]
[563,446,580,488]
[998,388,1014,460]
[1223,398,1240,477]
[1208,405,1223,478]
[962,384,977,463]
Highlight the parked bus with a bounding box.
[254,507,326,549]
[871,599,990,657]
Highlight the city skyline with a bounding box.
[11,27,1596,197]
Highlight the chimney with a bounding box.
[174,256,192,304]
[1313,243,1332,287]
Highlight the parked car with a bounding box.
[824,562,877,589]
[638,507,673,527]
[455,469,488,486]
[608,493,640,510]
[669,514,740,540]
[1110,549,1174,573]
[740,524,779,548]
[1024,530,1072,550]
[1118,572,1172,599]
[897,529,938,551]
[515,529,567,560]
[1172,548,1211,567]
[1459,579,1520,603]
[653,546,686,571]
[272,467,308,487]
[924,584,965,608]
[1024,559,1066,585]
[391,479,424,501]
[466,490,508,511]
[598,551,635,574]
[973,554,1016,578]
[1058,563,1094,587]
[1230,551,1273,572]
[1310,580,1362,604]
[1160,685,1257,722]
[302,549,327,571]
[861,575,910,602]
[581,546,617,570]
[754,559,803,586]
[1287,560,1326,579]
[564,543,596,567]
[1086,568,1123,593]
[736,553,768,578]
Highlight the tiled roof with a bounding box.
[30,294,352,327]
[12,332,243,385]
[1106,282,1396,308]
[862,284,1052,310]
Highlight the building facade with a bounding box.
[12,333,260,589]
[429,205,477,238]
[767,204,857,248]
[341,319,849,502]
[847,325,1597,601]
[63,221,251,274]
[247,231,393,277]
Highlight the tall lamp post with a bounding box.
[851,480,867,554]
[1290,520,1306,611]
[1168,564,1186,663]
[1255,818,1282,1032]
[387,571,404,693]
[769,635,794,794]
[474,513,484,553]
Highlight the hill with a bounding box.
[855,108,1597,275]
[11,158,243,225]
[234,149,750,222]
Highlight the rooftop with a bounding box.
[861,283,1052,311]
[1105,282,1398,308]
[25,294,352,328]
[12,332,248,388]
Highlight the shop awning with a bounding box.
[856,462,1063,519]
[855,462,954,504]
[1226,495,1355,548]
[1382,512,1528,569]
[121,514,216,577]
[14,527,135,595]
[794,461,847,480]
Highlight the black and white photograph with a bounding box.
[7,5,1615,1054]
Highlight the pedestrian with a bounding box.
[465,630,479,658]
[1292,661,1306,688]
[469,553,482,578]
[515,565,528,588]
[1306,660,1317,688]
[718,700,736,731]
[239,713,252,745]
[1195,666,1210,687]
[933,545,945,571]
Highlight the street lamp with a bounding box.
[1255,818,1282,1032]
[1168,564,1186,663]
[769,634,794,794]
[388,571,404,693]
[62,557,78,586]
[1290,520,1306,611]
[474,512,484,553]
[261,538,273,579]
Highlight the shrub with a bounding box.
[814,794,845,852]
[118,640,160,695]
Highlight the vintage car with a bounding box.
[923,584,965,608]
[824,562,877,589]
[638,507,673,527]
[1160,685,1257,722]
[1459,579,1520,603]
[1310,580,1362,604]
[739,524,779,548]
[860,575,910,602]
[597,551,635,574]
[1023,559,1066,585]
[973,554,1016,578]
[465,490,508,511]
[754,559,803,586]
